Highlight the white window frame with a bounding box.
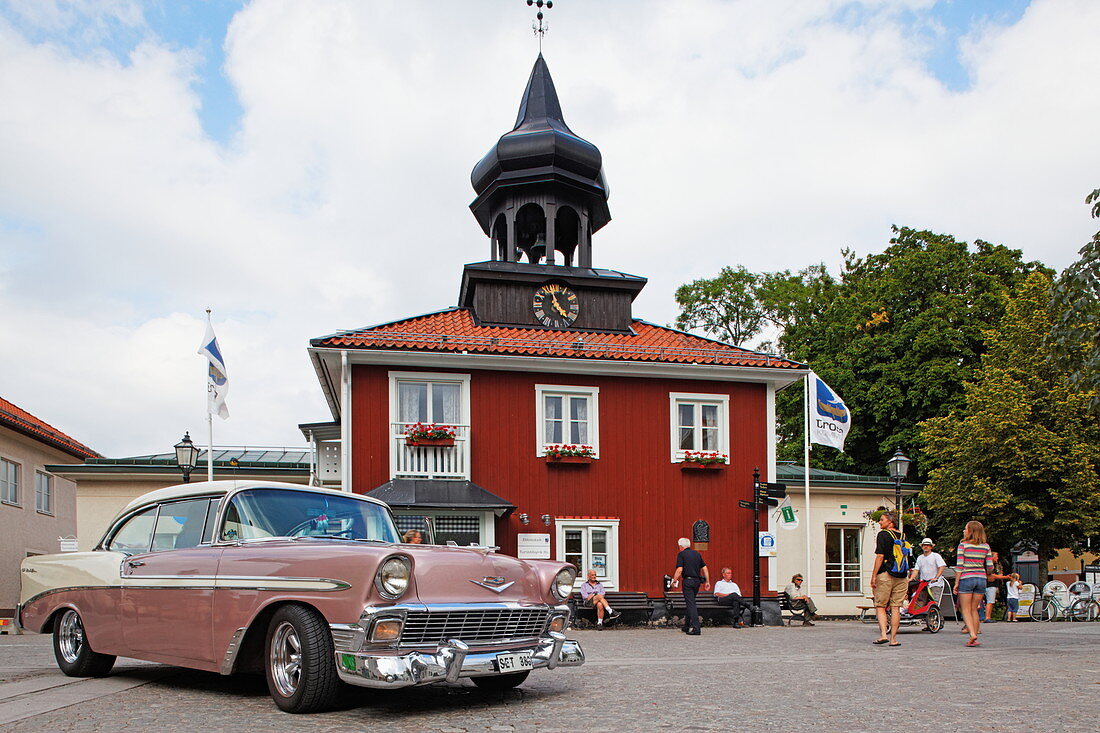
[534,385,600,457]
[388,371,472,480]
[555,518,620,590]
[389,371,471,426]
[668,392,730,462]
[35,471,53,515]
[1,457,19,506]
[393,509,496,547]
[824,524,863,596]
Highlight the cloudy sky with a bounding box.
[1,0,1097,458]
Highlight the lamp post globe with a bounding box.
[174,432,199,484]
[886,448,910,532]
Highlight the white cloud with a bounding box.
[0,0,1097,456]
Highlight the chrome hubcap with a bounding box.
[270,622,302,697]
[58,610,84,664]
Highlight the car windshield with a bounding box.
[220,488,400,543]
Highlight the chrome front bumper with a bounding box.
[334,631,585,689]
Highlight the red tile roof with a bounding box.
[314,308,802,369]
[0,396,100,460]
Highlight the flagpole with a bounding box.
[803,372,812,593]
[206,308,214,482]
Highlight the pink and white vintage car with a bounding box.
[18,481,584,713]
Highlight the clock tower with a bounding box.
[459,54,645,333]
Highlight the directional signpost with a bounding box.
[740,469,787,626]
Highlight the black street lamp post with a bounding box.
[886,448,911,532]
[174,432,199,483]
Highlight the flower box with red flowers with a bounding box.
[543,444,596,464]
[679,451,728,470]
[404,423,457,447]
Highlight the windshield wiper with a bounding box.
[289,535,391,543]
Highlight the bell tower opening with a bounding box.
[515,203,547,264]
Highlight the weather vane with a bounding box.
[527,0,553,52]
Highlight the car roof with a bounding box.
[119,480,388,515]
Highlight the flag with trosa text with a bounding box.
[809,371,849,451]
[198,322,229,420]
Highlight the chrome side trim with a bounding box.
[21,586,114,609]
[118,575,351,592]
[220,627,248,675]
[22,576,351,608]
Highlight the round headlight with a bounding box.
[376,556,411,598]
[552,568,576,600]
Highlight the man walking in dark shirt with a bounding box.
[671,537,710,635]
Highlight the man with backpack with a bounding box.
[870,511,911,647]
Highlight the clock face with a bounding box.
[532,283,580,328]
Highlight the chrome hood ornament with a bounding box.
[469,576,515,593]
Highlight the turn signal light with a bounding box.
[371,619,403,642]
[547,616,566,633]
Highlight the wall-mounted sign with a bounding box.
[517,533,551,559]
[692,520,710,543]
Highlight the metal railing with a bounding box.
[391,423,470,479]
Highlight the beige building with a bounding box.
[48,448,311,551]
[773,462,921,616]
[0,396,98,616]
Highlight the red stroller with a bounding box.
[899,577,945,632]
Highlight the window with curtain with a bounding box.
[397,380,461,425]
[825,525,862,593]
[669,393,729,460]
[535,385,599,455]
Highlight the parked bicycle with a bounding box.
[1028,580,1099,621]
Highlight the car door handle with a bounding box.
[127,560,145,568]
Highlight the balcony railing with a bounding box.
[391,423,470,479]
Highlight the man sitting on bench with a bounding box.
[713,567,748,628]
[581,569,620,629]
[784,573,818,626]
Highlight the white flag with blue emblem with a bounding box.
[809,371,849,451]
[197,322,229,420]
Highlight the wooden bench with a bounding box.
[780,593,808,625]
[569,591,653,625]
[663,590,748,626]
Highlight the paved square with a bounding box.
[2,621,1097,731]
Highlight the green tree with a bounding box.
[674,266,764,346]
[777,227,1049,476]
[674,264,836,351]
[1048,187,1100,413]
[920,272,1100,583]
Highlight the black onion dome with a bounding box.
[470,54,610,229]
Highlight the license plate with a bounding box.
[495,652,533,672]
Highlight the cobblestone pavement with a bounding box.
[2,620,1098,731]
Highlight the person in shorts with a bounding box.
[580,569,619,629]
[871,511,908,647]
[954,520,994,647]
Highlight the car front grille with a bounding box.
[401,608,550,646]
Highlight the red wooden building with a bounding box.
[304,55,804,597]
